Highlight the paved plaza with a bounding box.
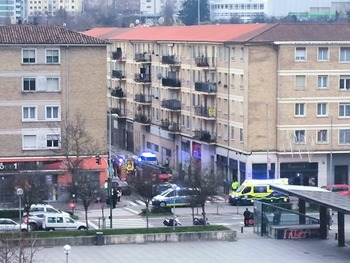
[34,226,350,263]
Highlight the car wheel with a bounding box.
[21,229,28,232]
[159,202,166,207]
[30,223,37,231]
[78,226,87,230]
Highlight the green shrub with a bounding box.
[0,210,21,219]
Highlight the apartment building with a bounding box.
[84,23,350,187]
[0,25,109,202]
[210,0,350,22]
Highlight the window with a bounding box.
[23,135,37,149]
[294,130,305,144]
[295,75,306,90]
[47,134,59,148]
[339,129,350,144]
[22,106,36,121]
[340,47,350,62]
[295,103,305,117]
[317,103,327,116]
[23,77,36,91]
[254,186,267,193]
[340,75,350,90]
[47,78,59,91]
[239,128,243,142]
[339,103,350,117]
[22,49,36,64]
[295,47,306,61]
[230,126,235,140]
[46,49,59,63]
[46,106,60,120]
[318,75,328,89]
[317,129,328,143]
[318,47,329,61]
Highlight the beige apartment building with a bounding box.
[0,25,109,202]
[85,23,350,187]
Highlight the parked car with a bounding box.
[112,177,132,195]
[23,213,45,231]
[0,218,29,232]
[151,187,202,207]
[152,183,173,197]
[42,213,87,231]
[29,204,70,216]
[321,184,350,197]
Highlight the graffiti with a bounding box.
[283,228,319,239]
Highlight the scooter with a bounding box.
[163,217,182,227]
[193,217,210,226]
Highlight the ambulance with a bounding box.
[228,178,289,206]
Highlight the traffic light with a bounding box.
[96,155,101,165]
[104,180,108,189]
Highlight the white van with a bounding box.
[137,152,158,165]
[42,213,87,231]
[29,204,70,216]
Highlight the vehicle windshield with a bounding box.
[236,185,245,193]
[159,189,173,196]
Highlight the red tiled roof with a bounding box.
[0,25,109,45]
[83,24,270,42]
[83,27,132,40]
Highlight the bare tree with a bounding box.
[161,0,176,26]
[60,113,102,230]
[133,165,155,229]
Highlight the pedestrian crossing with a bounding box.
[125,195,226,207]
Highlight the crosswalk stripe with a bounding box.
[135,200,145,206]
[127,201,139,206]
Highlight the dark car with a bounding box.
[112,177,132,196]
[152,183,173,196]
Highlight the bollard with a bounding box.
[241,226,244,233]
[335,233,338,240]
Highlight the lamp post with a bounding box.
[63,244,71,263]
[16,188,23,230]
[172,184,177,231]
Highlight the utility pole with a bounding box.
[198,0,200,25]
[329,115,333,186]
[266,103,270,179]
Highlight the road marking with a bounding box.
[88,220,99,229]
[124,207,139,215]
[135,200,145,206]
[127,201,139,206]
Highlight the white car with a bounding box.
[0,218,29,232]
[43,213,87,231]
[29,204,70,216]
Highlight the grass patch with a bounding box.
[34,225,230,239]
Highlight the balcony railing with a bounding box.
[194,106,216,118]
[134,113,151,124]
[111,107,126,117]
[135,94,152,103]
[161,55,180,65]
[161,120,180,133]
[111,88,126,98]
[161,99,181,111]
[193,130,216,143]
[162,78,181,88]
[135,53,151,62]
[195,56,215,67]
[111,50,123,60]
[111,70,125,79]
[194,82,217,93]
[134,73,151,83]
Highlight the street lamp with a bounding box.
[16,188,23,230]
[63,244,71,263]
[172,184,178,231]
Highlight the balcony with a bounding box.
[134,113,151,125]
[135,94,152,104]
[162,78,181,88]
[193,130,216,143]
[195,56,215,68]
[161,99,181,111]
[134,73,151,83]
[161,120,180,133]
[110,88,126,98]
[135,53,151,62]
[161,55,180,65]
[111,107,126,118]
[194,106,216,118]
[111,70,125,79]
[194,82,217,94]
[111,50,123,60]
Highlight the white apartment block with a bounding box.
[85,23,350,188]
[27,0,83,17]
[210,0,350,22]
[140,0,184,16]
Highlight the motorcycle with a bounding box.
[193,217,210,226]
[163,217,182,227]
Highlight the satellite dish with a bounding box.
[135,19,140,25]
[129,23,134,28]
[158,16,164,25]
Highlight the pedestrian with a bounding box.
[243,208,252,227]
[223,178,229,195]
[232,180,239,192]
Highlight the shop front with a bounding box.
[280,162,318,186]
